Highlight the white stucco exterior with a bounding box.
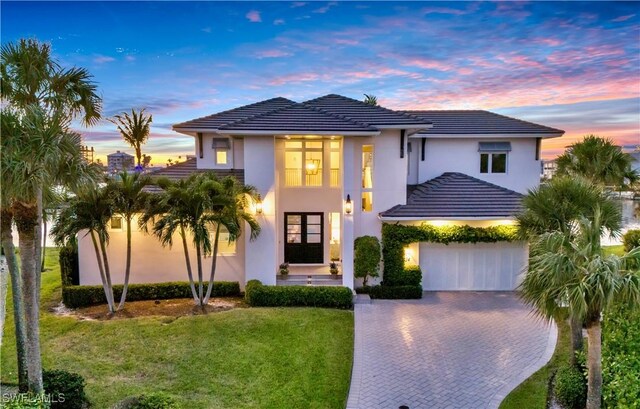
[75,97,561,292]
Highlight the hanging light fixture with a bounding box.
[344,194,353,215]
[305,159,320,175]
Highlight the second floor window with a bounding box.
[362,145,374,212]
[285,140,323,187]
[213,138,231,165]
[479,142,510,174]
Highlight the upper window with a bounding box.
[212,138,231,165]
[479,142,510,174]
[284,140,323,187]
[362,145,374,211]
[110,216,123,230]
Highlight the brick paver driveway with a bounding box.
[346,292,557,409]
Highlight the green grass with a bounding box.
[1,248,354,409]
[499,315,572,409]
[603,245,625,257]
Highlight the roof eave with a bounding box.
[378,215,518,221]
[410,132,564,139]
[217,129,381,136]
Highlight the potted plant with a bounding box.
[329,262,340,277]
[278,262,289,278]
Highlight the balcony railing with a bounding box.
[284,168,340,187]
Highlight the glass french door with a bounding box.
[284,212,323,264]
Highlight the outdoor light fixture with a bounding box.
[345,194,353,215]
[305,159,320,175]
[404,247,414,263]
[255,196,263,214]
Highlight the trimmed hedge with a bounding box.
[381,222,517,285]
[553,364,586,409]
[369,285,423,299]
[43,369,87,409]
[59,245,79,286]
[623,229,640,252]
[384,264,422,287]
[62,281,240,308]
[245,280,353,309]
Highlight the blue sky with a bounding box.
[2,1,639,164]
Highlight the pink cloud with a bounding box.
[254,49,293,59]
[93,55,115,64]
[268,72,321,86]
[612,14,635,22]
[246,10,262,23]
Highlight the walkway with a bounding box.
[346,292,557,409]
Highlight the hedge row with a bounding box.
[62,281,240,308]
[381,223,518,285]
[244,280,353,309]
[370,285,423,299]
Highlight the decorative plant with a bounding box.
[329,262,339,275]
[354,236,381,286]
[278,262,289,276]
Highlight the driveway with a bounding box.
[346,292,557,409]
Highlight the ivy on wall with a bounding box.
[381,223,519,283]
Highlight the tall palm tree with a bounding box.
[0,108,29,392]
[1,38,101,393]
[107,171,150,310]
[201,175,261,304]
[555,135,639,189]
[52,185,116,313]
[522,209,640,409]
[516,176,622,359]
[109,109,153,167]
[140,176,207,304]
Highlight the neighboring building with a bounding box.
[78,94,563,291]
[80,145,95,163]
[541,159,557,180]
[107,150,135,173]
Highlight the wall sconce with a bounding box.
[344,194,353,215]
[404,247,414,263]
[255,196,263,215]
[305,159,320,175]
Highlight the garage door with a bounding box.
[419,242,527,291]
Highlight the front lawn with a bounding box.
[1,249,354,409]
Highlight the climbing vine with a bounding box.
[381,222,519,283]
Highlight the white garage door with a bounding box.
[419,242,527,291]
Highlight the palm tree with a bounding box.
[107,171,150,310]
[522,209,640,409]
[1,38,101,393]
[140,176,206,304]
[0,108,29,392]
[201,175,260,304]
[52,185,117,313]
[363,94,378,106]
[109,109,153,167]
[555,135,639,189]
[516,176,622,360]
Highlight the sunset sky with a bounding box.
[3,1,639,165]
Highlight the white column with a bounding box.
[341,138,355,289]
[244,136,277,286]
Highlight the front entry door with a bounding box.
[285,213,323,264]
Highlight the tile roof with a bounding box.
[144,158,244,193]
[173,97,295,130]
[380,172,523,219]
[304,94,432,127]
[404,110,564,135]
[218,103,378,133]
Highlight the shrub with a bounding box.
[245,280,353,309]
[62,281,240,308]
[354,235,381,286]
[623,229,640,252]
[603,304,640,408]
[59,245,79,287]
[43,369,87,409]
[553,365,587,409]
[385,265,422,287]
[369,285,422,299]
[354,286,371,295]
[2,394,50,409]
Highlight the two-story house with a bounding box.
[77,94,563,291]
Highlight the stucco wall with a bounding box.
[416,137,540,194]
[77,215,245,287]
[196,133,244,170]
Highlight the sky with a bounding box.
[2,1,639,165]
